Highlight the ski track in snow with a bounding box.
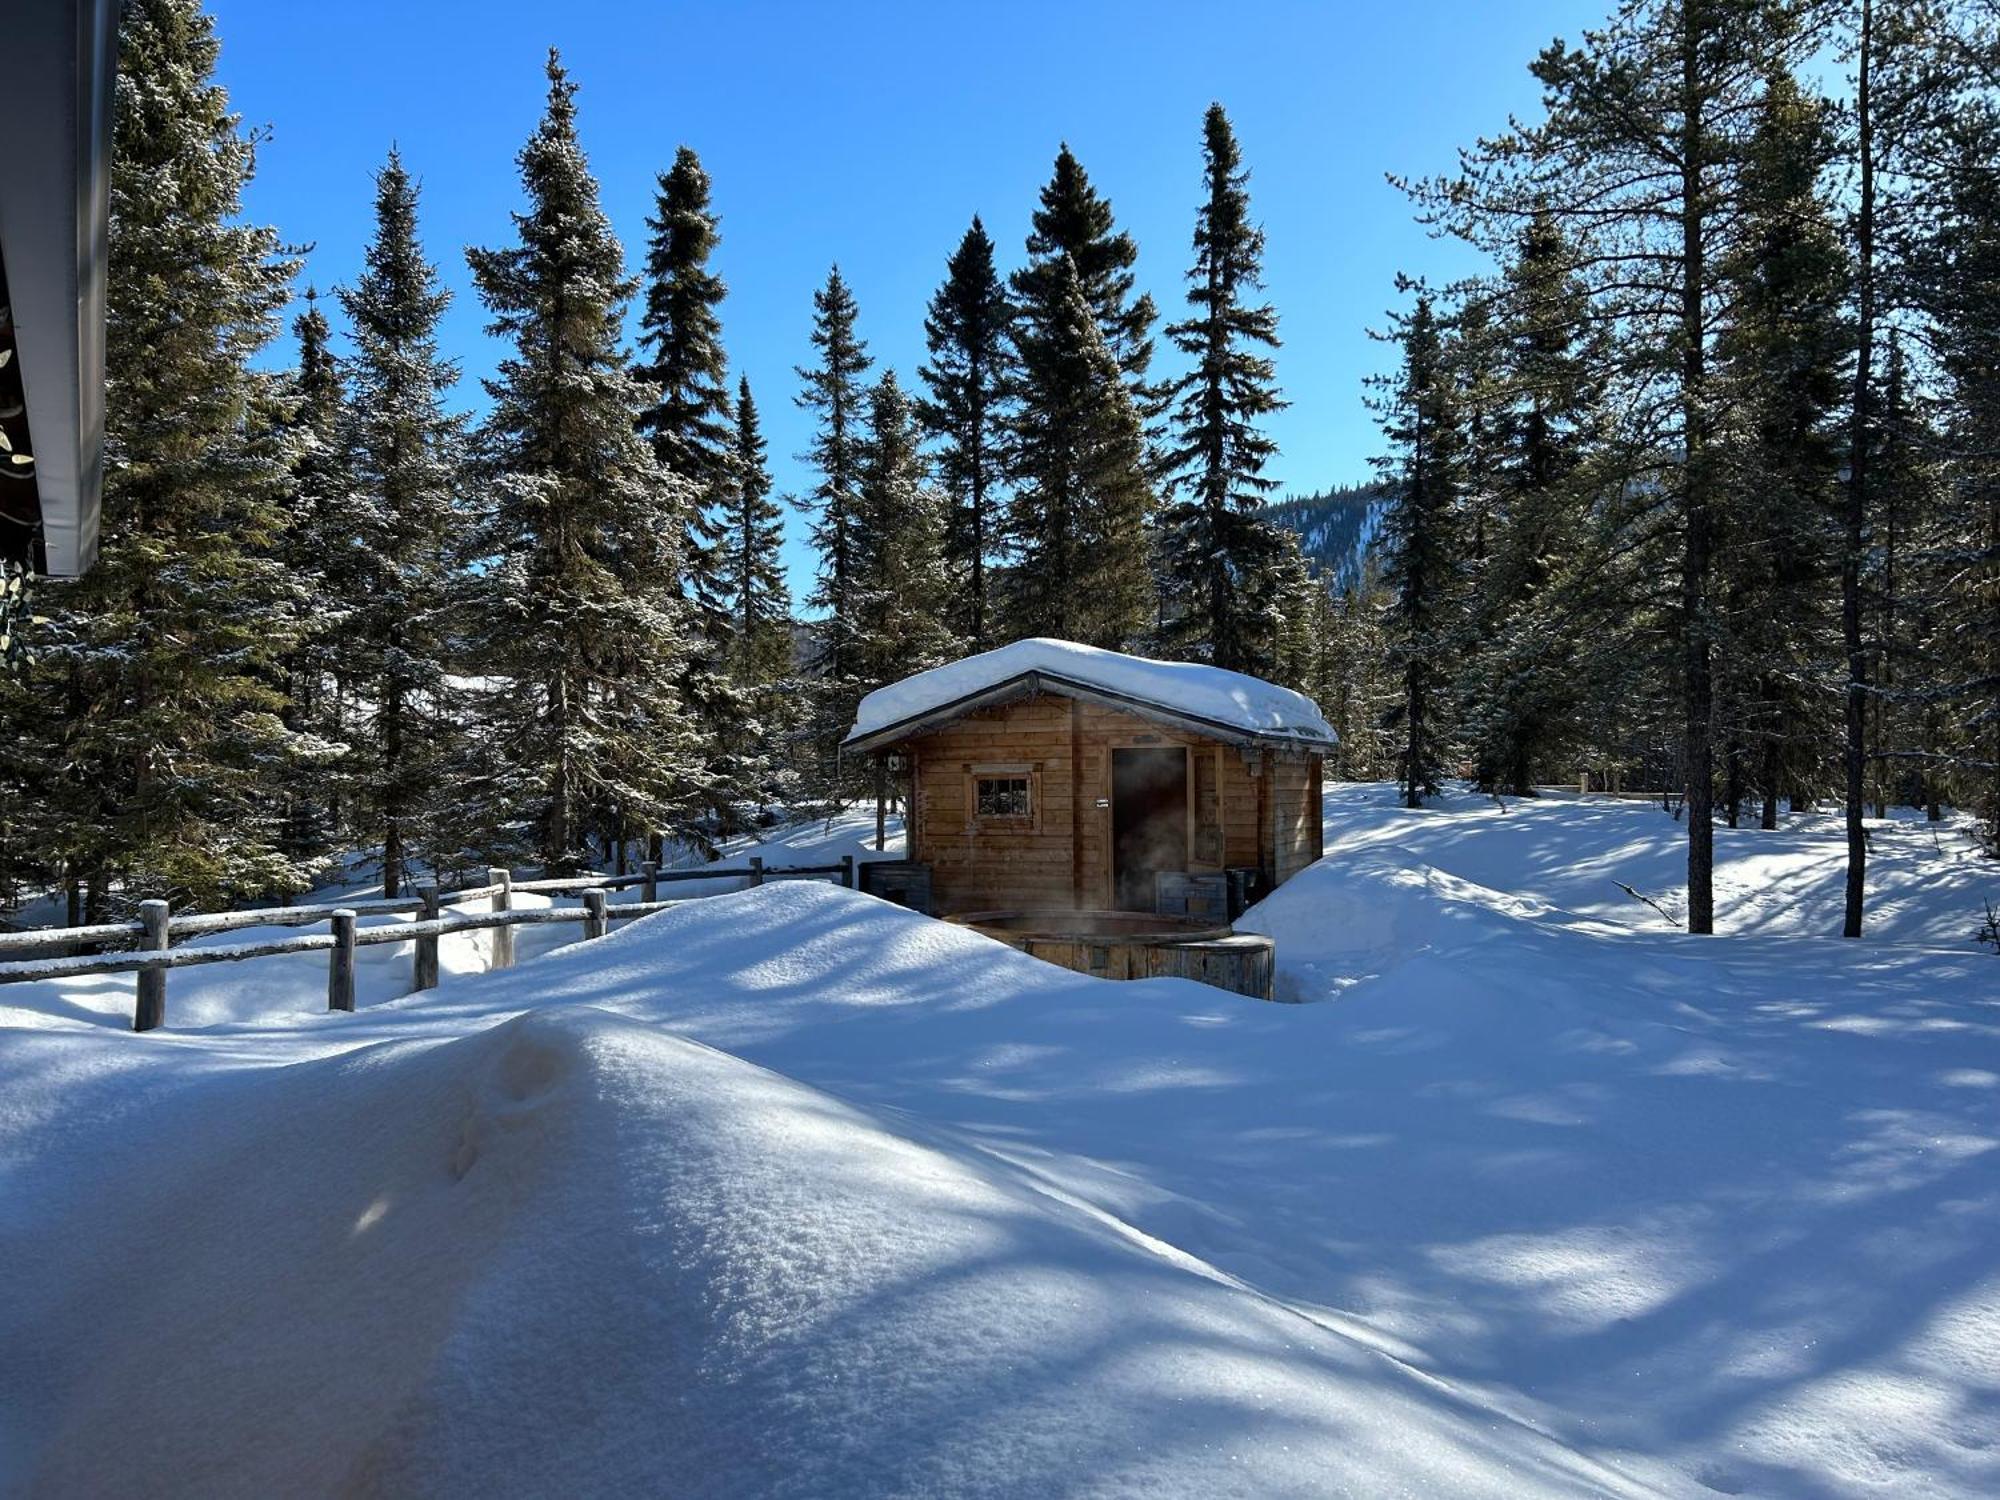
[2,791,1996,1498]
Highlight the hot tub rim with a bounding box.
[945,908,1237,945]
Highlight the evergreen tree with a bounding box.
[634,146,760,839]
[1713,66,1846,833]
[635,145,732,622]
[1867,339,1945,817]
[1926,87,2000,851]
[464,50,699,870]
[716,375,801,812]
[1374,293,1462,808]
[339,148,467,895]
[1320,568,1398,782]
[274,289,356,868]
[1410,0,1799,932]
[8,0,306,911]
[918,217,1014,648]
[1159,104,1289,672]
[1265,531,1326,697]
[795,266,874,791]
[721,377,790,684]
[1012,146,1159,428]
[1003,254,1156,647]
[854,371,958,691]
[1460,213,1605,795]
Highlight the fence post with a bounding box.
[329,909,356,1012]
[134,898,170,1032]
[414,882,440,992]
[583,888,608,940]
[840,854,856,890]
[489,866,514,971]
[749,856,764,888]
[641,860,658,904]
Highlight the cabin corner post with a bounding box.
[874,755,887,852]
[1253,748,1273,890]
[1069,697,1085,909]
[1312,755,1325,862]
[134,898,169,1031]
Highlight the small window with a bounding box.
[975,775,1032,819]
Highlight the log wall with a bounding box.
[903,693,1322,915]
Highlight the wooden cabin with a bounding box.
[841,639,1334,918]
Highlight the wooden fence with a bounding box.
[0,854,858,1032]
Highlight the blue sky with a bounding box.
[209,0,1606,596]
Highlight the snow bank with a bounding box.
[3,906,1644,1498]
[7,789,1998,1497]
[846,637,1336,744]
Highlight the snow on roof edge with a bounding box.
[845,638,1337,748]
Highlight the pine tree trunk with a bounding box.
[549,675,572,873]
[1508,745,1533,800]
[1760,733,1781,831]
[1680,30,1715,936]
[1841,0,1875,937]
[382,632,406,898]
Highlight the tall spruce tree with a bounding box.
[1159,104,1289,672]
[721,376,790,684]
[854,371,958,691]
[1012,146,1160,430]
[275,289,355,868]
[1833,0,1960,923]
[1409,0,1797,932]
[1320,567,1398,782]
[465,51,699,870]
[795,266,874,791]
[1928,84,2000,851]
[635,145,732,622]
[1460,213,1605,795]
[917,217,1014,649]
[634,145,759,837]
[1713,66,1846,834]
[339,148,467,895]
[11,0,306,911]
[1374,293,1462,809]
[1003,254,1156,647]
[1867,338,1945,817]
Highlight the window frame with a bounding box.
[964,762,1041,831]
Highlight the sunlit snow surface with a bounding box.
[3,789,1996,1497]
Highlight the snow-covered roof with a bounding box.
[844,638,1337,751]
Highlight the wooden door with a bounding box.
[1111,747,1188,911]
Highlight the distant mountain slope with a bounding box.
[1263,482,1391,592]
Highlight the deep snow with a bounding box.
[2,787,1995,1497]
[845,636,1337,745]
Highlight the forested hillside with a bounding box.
[1262,482,1389,591]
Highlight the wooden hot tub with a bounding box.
[946,910,1277,1001]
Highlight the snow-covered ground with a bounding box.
[2,787,1995,1496]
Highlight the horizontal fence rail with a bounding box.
[0,854,860,1031]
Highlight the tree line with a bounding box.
[0,0,1324,918]
[1344,0,2000,935]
